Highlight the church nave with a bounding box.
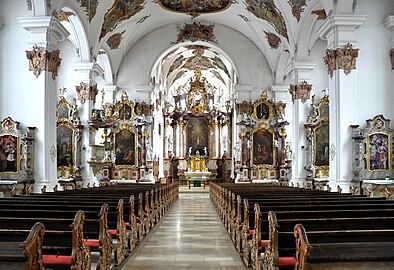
[121,190,246,270]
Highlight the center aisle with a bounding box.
[121,189,247,270]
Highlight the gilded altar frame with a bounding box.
[351,114,394,182]
[113,124,137,179]
[0,118,21,174]
[251,123,277,178]
[112,91,135,121]
[56,96,83,179]
[313,118,329,178]
[252,90,274,121]
[303,94,330,179]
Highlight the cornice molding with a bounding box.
[317,15,367,47]
[18,16,69,49]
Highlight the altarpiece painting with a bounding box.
[186,117,209,155]
[252,128,274,165]
[115,127,136,166]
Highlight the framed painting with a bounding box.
[0,134,18,173]
[57,124,74,167]
[252,128,274,165]
[367,132,390,171]
[186,117,209,155]
[115,127,136,166]
[314,122,329,167]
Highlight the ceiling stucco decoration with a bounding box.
[106,30,126,50]
[158,0,231,18]
[99,0,146,41]
[26,0,32,11]
[245,0,289,41]
[57,10,76,22]
[264,31,281,49]
[311,9,327,20]
[77,0,99,22]
[288,0,308,22]
[175,22,217,43]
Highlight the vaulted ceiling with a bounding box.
[53,0,335,86]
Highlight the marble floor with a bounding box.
[120,188,247,270]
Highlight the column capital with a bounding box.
[73,62,104,84]
[317,15,367,48]
[270,85,291,103]
[18,16,69,50]
[291,61,317,82]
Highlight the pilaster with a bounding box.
[73,62,101,185]
[290,62,316,185]
[19,16,69,192]
[318,15,366,188]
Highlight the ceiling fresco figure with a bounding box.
[245,0,289,41]
[77,0,99,22]
[99,0,146,41]
[288,0,308,22]
[159,0,232,17]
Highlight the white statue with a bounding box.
[188,146,192,156]
[203,147,208,156]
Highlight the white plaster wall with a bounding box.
[356,0,394,123]
[0,0,31,123]
[310,39,329,100]
[57,39,80,102]
[116,23,273,102]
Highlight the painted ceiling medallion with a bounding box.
[106,30,126,50]
[176,22,216,43]
[175,22,216,43]
[77,0,99,22]
[182,55,216,70]
[288,0,308,22]
[99,0,145,41]
[245,0,288,41]
[264,31,281,49]
[159,0,231,18]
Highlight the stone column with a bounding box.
[317,15,366,191]
[290,62,316,186]
[73,62,103,186]
[19,16,69,192]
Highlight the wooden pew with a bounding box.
[294,224,394,270]
[0,222,45,270]
[0,210,91,270]
[262,210,394,270]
